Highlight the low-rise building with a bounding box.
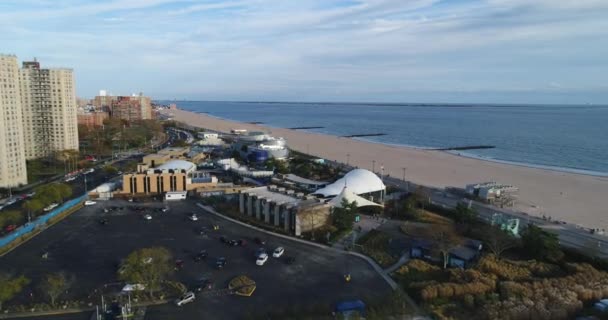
[239,186,330,236]
[141,147,191,167]
[119,160,218,195]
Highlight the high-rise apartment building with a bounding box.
[0,54,28,188]
[19,60,79,159]
[111,94,153,121]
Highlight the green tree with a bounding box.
[39,272,71,307]
[0,273,30,311]
[103,165,118,175]
[34,185,62,206]
[118,247,173,298]
[332,199,358,232]
[416,224,463,269]
[0,210,24,229]
[22,199,44,219]
[521,225,563,262]
[55,184,73,201]
[453,202,478,224]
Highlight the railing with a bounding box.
[0,195,87,249]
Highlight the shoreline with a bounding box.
[165,109,608,229]
[186,108,608,178]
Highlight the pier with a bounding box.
[248,121,264,124]
[288,126,325,130]
[434,145,495,151]
[342,133,387,138]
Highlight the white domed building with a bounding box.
[313,169,385,207]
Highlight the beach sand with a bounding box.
[166,109,608,229]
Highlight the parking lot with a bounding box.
[1,199,392,319]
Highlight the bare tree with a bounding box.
[482,226,518,259]
[40,272,72,307]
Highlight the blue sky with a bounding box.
[1,0,607,104]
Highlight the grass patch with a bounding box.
[357,229,398,268]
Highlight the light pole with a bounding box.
[372,160,376,173]
[402,167,407,181]
[84,173,88,195]
[346,153,350,166]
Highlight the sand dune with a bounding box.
[166,109,608,229]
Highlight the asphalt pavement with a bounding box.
[0,199,392,320]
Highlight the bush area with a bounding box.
[79,118,165,156]
[356,230,398,268]
[395,256,608,320]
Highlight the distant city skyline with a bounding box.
[1,0,607,104]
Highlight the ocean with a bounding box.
[166,101,608,176]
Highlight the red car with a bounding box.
[5,225,17,232]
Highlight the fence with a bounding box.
[0,195,87,249]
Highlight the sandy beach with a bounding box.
[166,109,608,229]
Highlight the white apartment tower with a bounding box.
[19,59,79,159]
[0,55,28,187]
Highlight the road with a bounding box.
[382,175,608,259]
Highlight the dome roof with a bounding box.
[155,160,196,172]
[314,169,385,197]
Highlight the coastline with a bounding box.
[186,107,608,178]
[166,109,608,229]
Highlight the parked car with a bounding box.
[255,248,266,258]
[254,237,266,245]
[161,207,169,213]
[84,200,97,206]
[64,176,76,182]
[5,198,17,205]
[189,214,198,221]
[175,259,184,270]
[216,257,227,269]
[98,218,109,225]
[284,256,296,265]
[196,228,207,236]
[143,214,152,220]
[175,292,195,306]
[193,250,208,262]
[219,236,227,243]
[228,239,239,247]
[256,253,269,266]
[5,224,17,232]
[272,247,285,258]
[193,279,213,292]
[43,203,59,212]
[85,168,95,174]
[238,239,247,246]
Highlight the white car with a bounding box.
[143,214,152,220]
[84,200,97,206]
[43,203,59,212]
[189,214,198,221]
[65,176,76,182]
[256,253,269,266]
[85,168,95,174]
[272,247,285,258]
[122,283,145,292]
[175,292,195,306]
[161,207,169,213]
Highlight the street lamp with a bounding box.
[402,167,407,181]
[346,153,350,166]
[372,160,376,173]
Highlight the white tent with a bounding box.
[314,168,385,197]
[328,187,383,208]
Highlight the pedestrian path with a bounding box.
[384,252,410,274]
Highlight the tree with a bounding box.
[521,225,564,262]
[481,226,518,259]
[34,185,62,206]
[0,210,23,229]
[39,272,71,307]
[118,247,173,298]
[332,199,358,232]
[412,186,431,210]
[453,202,478,224]
[103,165,118,175]
[0,273,30,311]
[22,199,44,219]
[55,183,73,201]
[417,224,463,269]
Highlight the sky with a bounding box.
[1,0,607,104]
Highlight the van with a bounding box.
[175,292,195,306]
